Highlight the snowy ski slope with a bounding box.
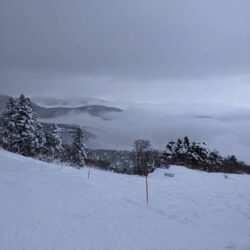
[0,149,249,250]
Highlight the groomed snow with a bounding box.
[0,149,249,250]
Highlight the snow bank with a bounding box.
[0,149,249,250]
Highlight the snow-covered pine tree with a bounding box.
[162,137,211,167]
[71,128,87,168]
[51,124,63,157]
[0,97,18,150]
[45,124,62,159]
[33,122,47,156]
[190,141,210,163]
[12,94,40,156]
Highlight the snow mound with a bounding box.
[0,149,249,250]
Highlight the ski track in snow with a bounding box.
[0,149,250,250]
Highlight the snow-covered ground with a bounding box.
[0,150,249,250]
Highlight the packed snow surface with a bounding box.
[0,150,249,250]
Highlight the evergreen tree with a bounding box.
[45,124,62,159]
[0,95,62,159]
[33,122,47,156]
[0,97,18,150]
[71,128,87,168]
[11,94,40,156]
[0,95,47,156]
[190,141,209,164]
[162,137,210,167]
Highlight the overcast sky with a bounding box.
[0,0,250,103]
[1,0,250,161]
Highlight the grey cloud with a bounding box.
[1,69,250,105]
[1,0,250,81]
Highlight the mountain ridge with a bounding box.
[0,95,123,119]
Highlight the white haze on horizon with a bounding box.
[39,102,250,164]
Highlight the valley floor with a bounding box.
[0,150,249,250]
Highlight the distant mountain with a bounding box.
[31,96,114,108]
[31,103,122,119]
[0,95,123,119]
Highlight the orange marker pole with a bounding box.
[88,152,92,179]
[88,163,91,179]
[146,174,149,204]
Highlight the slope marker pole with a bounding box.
[146,174,149,204]
[88,151,93,180]
[88,163,91,179]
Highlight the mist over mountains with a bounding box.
[31,96,119,108]
[1,94,250,163]
[0,95,122,119]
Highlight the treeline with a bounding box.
[90,138,250,175]
[162,136,250,174]
[1,95,249,175]
[127,137,250,175]
[0,95,88,167]
[87,141,162,175]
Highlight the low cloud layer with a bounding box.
[40,103,250,163]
